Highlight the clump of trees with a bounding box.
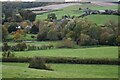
[29,57,53,71]
[47,13,57,22]
[57,38,75,48]
[19,10,36,22]
[2,2,53,23]
[2,8,118,47]
[36,18,118,46]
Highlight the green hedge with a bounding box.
[1,57,119,65]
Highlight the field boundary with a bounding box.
[1,57,119,65]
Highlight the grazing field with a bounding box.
[85,15,119,24]
[2,2,119,79]
[13,47,118,59]
[36,4,118,21]
[2,63,118,78]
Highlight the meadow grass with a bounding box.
[2,62,118,78]
[85,14,118,25]
[9,47,118,59]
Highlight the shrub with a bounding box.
[40,45,48,50]
[46,44,54,49]
[2,25,8,41]
[79,8,82,10]
[31,35,35,38]
[8,22,18,33]
[37,32,47,41]
[57,38,75,48]
[28,57,53,70]
[13,33,21,40]
[2,57,118,65]
[40,44,54,50]
[47,13,57,21]
[47,29,59,41]
[15,42,27,51]
[116,36,120,46]
[2,42,10,52]
[2,50,15,58]
[77,34,91,46]
[30,25,39,34]
[100,32,110,45]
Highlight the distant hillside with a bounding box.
[87,0,118,2]
[2,2,53,10]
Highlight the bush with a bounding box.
[28,57,53,70]
[100,32,110,45]
[31,35,35,38]
[2,42,10,52]
[15,42,27,51]
[79,8,82,10]
[37,32,47,41]
[40,45,48,50]
[77,34,91,46]
[8,22,18,33]
[116,36,120,46]
[40,44,54,50]
[30,25,39,34]
[47,29,59,41]
[2,57,118,65]
[2,50,15,58]
[57,38,75,48]
[47,13,57,21]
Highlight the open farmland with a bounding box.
[2,2,119,79]
[7,47,118,59]
[2,63,118,78]
[36,3,118,23]
[85,15,118,24]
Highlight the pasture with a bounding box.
[2,2,119,78]
[2,63,118,78]
[85,15,118,24]
[12,47,118,59]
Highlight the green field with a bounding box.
[2,63,118,78]
[2,3,119,79]
[85,15,118,24]
[36,4,118,24]
[11,47,118,59]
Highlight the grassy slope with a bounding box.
[36,5,84,20]
[13,47,118,59]
[2,63,118,78]
[85,15,118,25]
[36,4,118,24]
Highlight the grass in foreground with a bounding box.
[2,62,118,78]
[11,47,118,59]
